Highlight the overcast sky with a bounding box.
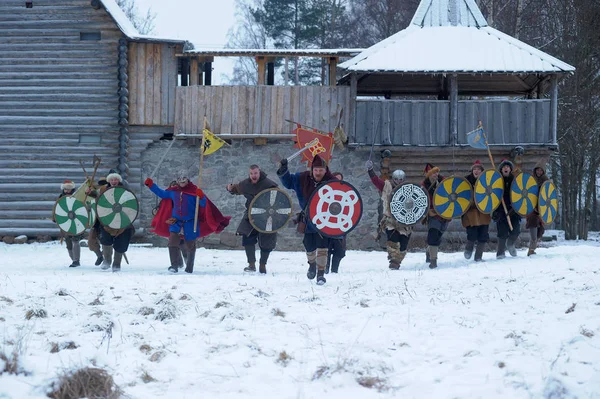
[135,0,238,84]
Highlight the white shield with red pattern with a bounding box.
[307,180,363,238]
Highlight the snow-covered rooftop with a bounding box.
[183,47,365,57]
[99,0,186,43]
[340,0,575,74]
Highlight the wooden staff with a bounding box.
[480,123,513,231]
[193,118,208,233]
[82,154,101,205]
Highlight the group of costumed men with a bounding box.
[56,154,550,280]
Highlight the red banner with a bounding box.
[293,126,334,166]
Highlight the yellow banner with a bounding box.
[202,129,226,155]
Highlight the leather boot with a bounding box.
[93,249,104,266]
[507,236,518,257]
[330,257,341,273]
[316,269,326,285]
[528,228,537,256]
[244,262,256,272]
[67,249,74,267]
[259,264,267,274]
[112,252,122,272]
[184,245,196,273]
[425,246,431,263]
[474,242,485,262]
[307,261,317,280]
[428,246,438,269]
[496,238,507,259]
[464,241,475,260]
[168,247,183,273]
[101,246,113,270]
[70,242,81,267]
[389,261,400,270]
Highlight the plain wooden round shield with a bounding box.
[96,187,139,230]
[433,176,473,219]
[53,196,88,236]
[474,169,504,214]
[538,180,558,224]
[510,172,539,217]
[388,183,429,225]
[307,180,363,238]
[248,187,293,233]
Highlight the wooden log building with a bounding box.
[0,0,573,239]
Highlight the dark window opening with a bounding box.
[25,1,33,8]
[80,31,101,41]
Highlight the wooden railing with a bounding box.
[174,86,352,136]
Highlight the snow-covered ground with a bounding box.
[1,237,599,398]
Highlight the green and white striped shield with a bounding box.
[96,187,139,230]
[53,196,89,236]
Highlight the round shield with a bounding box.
[389,183,429,225]
[433,176,473,219]
[96,186,139,229]
[53,196,89,236]
[86,198,97,228]
[538,181,558,224]
[248,187,293,233]
[474,169,504,214]
[307,180,362,238]
[510,172,539,217]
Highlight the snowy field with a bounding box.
[1,237,600,398]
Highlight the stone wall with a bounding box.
[139,139,382,251]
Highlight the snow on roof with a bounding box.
[99,0,186,43]
[183,47,365,57]
[340,25,574,74]
[411,0,487,28]
[340,0,574,74]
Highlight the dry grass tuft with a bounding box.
[140,369,156,383]
[356,375,390,392]
[139,344,153,354]
[271,308,286,317]
[149,351,166,363]
[50,341,79,354]
[179,294,192,301]
[88,297,103,306]
[214,301,230,309]
[138,307,155,316]
[25,308,47,320]
[48,367,122,399]
[0,296,14,304]
[276,351,292,367]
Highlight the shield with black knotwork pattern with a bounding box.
[248,188,293,233]
[389,183,429,225]
[307,180,363,238]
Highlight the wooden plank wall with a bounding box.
[354,99,552,146]
[0,0,123,235]
[174,86,352,135]
[128,42,178,126]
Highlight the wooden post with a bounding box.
[284,57,289,85]
[348,72,357,142]
[449,74,458,145]
[550,74,558,145]
[256,56,266,85]
[328,57,338,86]
[190,57,199,86]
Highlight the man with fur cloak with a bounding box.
[525,160,549,256]
[462,160,491,262]
[145,172,230,273]
[226,164,279,274]
[422,163,450,269]
[277,154,335,285]
[87,169,134,272]
[365,160,413,270]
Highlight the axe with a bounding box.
[82,155,101,204]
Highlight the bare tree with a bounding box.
[115,0,156,35]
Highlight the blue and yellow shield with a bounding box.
[538,181,558,224]
[433,176,473,219]
[474,169,504,214]
[510,172,539,217]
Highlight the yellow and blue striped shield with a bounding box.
[474,169,504,214]
[510,172,539,217]
[538,181,558,224]
[433,176,473,219]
